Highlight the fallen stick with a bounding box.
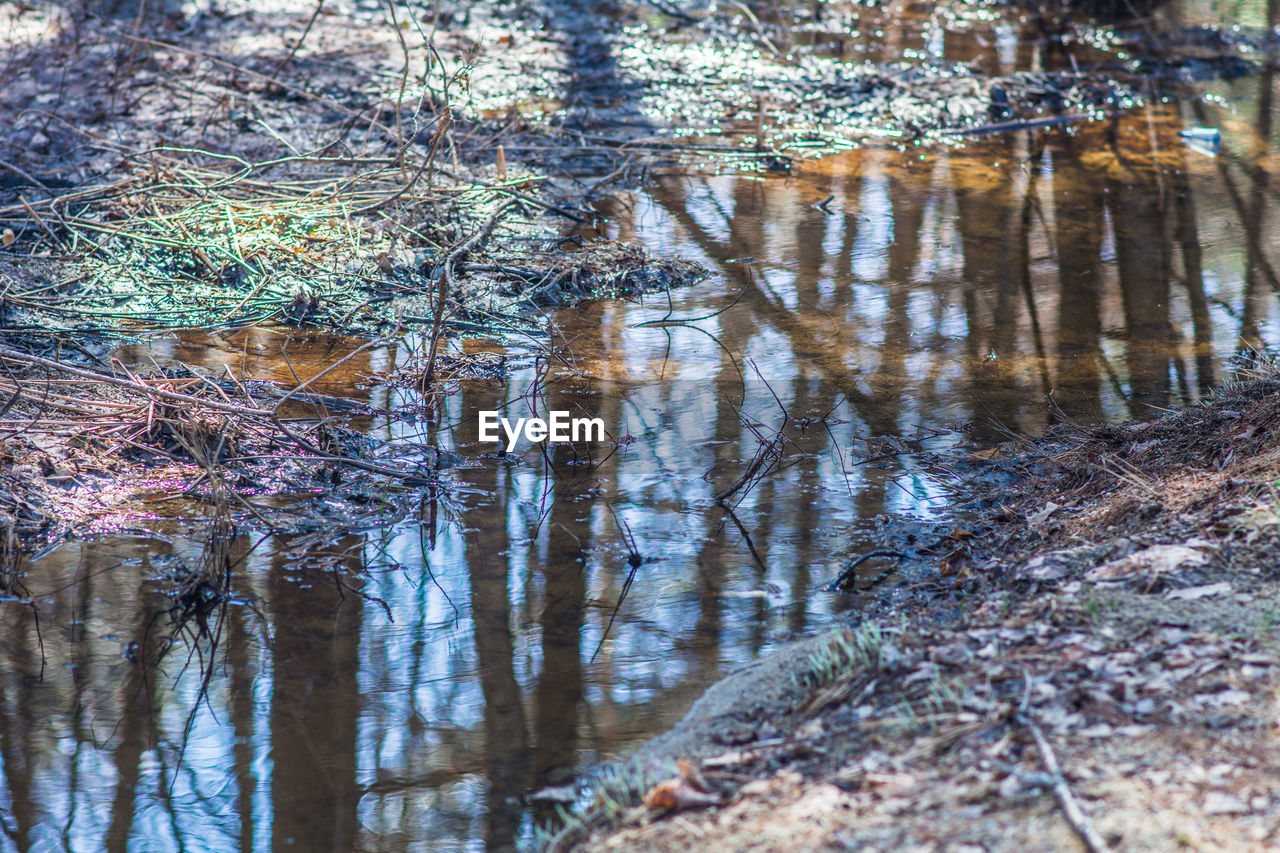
[0,346,273,418]
[1015,712,1113,853]
[941,113,1100,137]
[433,167,586,222]
[0,344,435,481]
[422,199,518,390]
[714,435,781,504]
[0,158,53,192]
[17,195,68,252]
[824,550,907,591]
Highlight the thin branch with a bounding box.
[422,199,517,389]
[1015,712,1113,853]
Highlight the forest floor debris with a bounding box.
[0,0,720,554]
[0,338,442,559]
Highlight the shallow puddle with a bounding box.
[5,2,1280,851]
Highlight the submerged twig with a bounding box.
[825,550,907,592]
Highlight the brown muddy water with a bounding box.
[5,10,1280,853]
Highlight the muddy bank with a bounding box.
[0,336,423,563]
[553,373,1280,851]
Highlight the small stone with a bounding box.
[998,774,1026,800]
[1166,582,1231,600]
[1204,791,1248,815]
[1018,553,1071,581]
[930,643,972,666]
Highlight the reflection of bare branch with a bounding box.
[719,501,768,571]
[163,502,238,794]
[1165,137,1215,397]
[592,502,646,663]
[647,176,903,433]
[1018,134,1054,401]
[0,560,46,682]
[714,364,794,506]
[409,511,457,623]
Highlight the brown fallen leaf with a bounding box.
[643,778,722,812]
[642,758,722,812]
[1085,542,1211,582]
[862,771,918,797]
[677,757,710,791]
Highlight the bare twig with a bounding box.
[421,199,517,390]
[0,346,272,418]
[591,501,647,663]
[825,550,907,592]
[1015,712,1113,853]
[713,436,780,505]
[121,34,394,133]
[266,341,436,479]
[271,0,327,78]
[434,166,587,221]
[0,158,51,192]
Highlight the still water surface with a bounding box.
[5,3,1280,851]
